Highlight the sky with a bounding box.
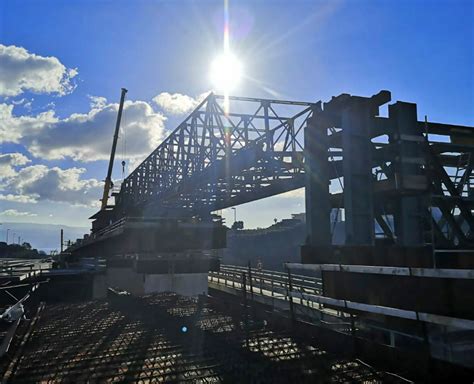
[0,0,473,237]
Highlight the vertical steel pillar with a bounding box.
[342,98,375,245]
[262,101,273,151]
[304,105,331,246]
[242,273,249,348]
[242,116,249,145]
[390,102,426,245]
[286,266,295,324]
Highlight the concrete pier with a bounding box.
[106,252,213,296]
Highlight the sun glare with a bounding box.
[210,52,243,93]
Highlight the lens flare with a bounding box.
[209,0,245,115]
[210,52,242,93]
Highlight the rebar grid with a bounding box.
[3,293,403,383]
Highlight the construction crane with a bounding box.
[100,88,127,210]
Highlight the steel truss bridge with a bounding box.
[62,90,474,381]
[116,94,313,216]
[110,91,474,248]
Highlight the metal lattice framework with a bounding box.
[304,91,474,248]
[116,94,316,216]
[109,91,474,248]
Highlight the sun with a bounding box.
[210,52,243,93]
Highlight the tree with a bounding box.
[231,221,244,230]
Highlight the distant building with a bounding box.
[291,213,306,222]
[223,210,346,271]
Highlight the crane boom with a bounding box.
[101,88,127,210]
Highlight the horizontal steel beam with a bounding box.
[285,262,474,279]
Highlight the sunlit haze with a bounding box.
[210,52,243,93]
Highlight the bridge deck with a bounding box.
[2,292,403,383]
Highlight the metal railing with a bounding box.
[208,264,353,334]
[0,259,52,281]
[209,263,474,351]
[211,264,322,297]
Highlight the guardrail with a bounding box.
[211,264,322,297]
[209,263,474,356]
[208,264,353,334]
[0,259,53,281]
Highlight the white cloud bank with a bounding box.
[0,152,30,179]
[0,209,37,217]
[29,99,166,162]
[0,44,77,97]
[0,103,56,143]
[153,92,209,115]
[0,99,166,162]
[0,194,37,203]
[1,164,102,207]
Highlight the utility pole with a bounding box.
[5,229,8,244]
[60,229,64,253]
[231,207,237,224]
[101,88,128,210]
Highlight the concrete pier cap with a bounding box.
[105,251,216,297]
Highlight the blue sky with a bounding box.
[0,0,473,234]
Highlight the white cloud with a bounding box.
[153,92,209,115]
[0,194,37,203]
[0,152,30,179]
[0,100,166,162]
[1,165,102,207]
[0,103,57,143]
[0,44,77,97]
[89,95,107,109]
[0,209,37,217]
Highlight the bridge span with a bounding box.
[63,90,474,380]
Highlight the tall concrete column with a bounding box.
[305,108,331,246]
[342,98,375,245]
[389,101,427,246]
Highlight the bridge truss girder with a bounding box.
[116,94,315,216]
[110,90,474,249]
